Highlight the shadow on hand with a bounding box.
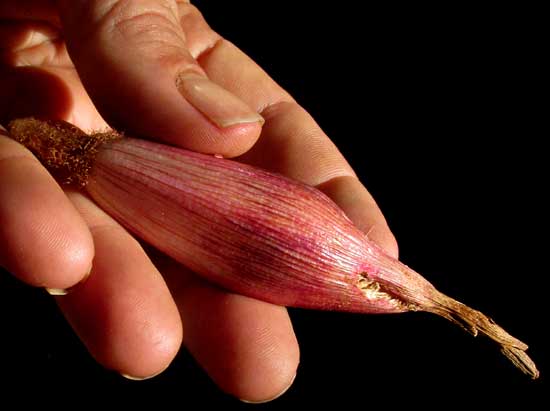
[0,66,73,125]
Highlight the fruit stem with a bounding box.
[427,291,539,379]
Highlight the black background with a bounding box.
[1,1,547,407]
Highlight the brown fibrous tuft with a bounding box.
[7,117,120,187]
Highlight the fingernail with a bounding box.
[45,262,93,296]
[120,368,165,381]
[176,74,264,128]
[239,373,296,404]
[45,287,69,296]
[120,373,151,381]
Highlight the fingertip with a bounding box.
[170,276,300,401]
[235,349,299,403]
[85,68,263,158]
[62,273,182,382]
[240,373,297,404]
[120,368,166,381]
[0,136,95,289]
[44,261,92,296]
[318,175,399,259]
[56,213,183,380]
[226,316,299,402]
[59,267,183,380]
[111,322,182,380]
[368,225,399,259]
[211,120,263,158]
[35,227,94,289]
[4,222,94,291]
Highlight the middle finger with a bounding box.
[56,192,182,379]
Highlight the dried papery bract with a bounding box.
[7,117,539,379]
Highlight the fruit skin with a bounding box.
[88,137,422,314]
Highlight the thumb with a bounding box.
[56,0,263,157]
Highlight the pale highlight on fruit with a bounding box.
[7,117,539,379]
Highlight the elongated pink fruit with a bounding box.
[7,118,538,378]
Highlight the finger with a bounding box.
[318,176,399,257]
[0,20,59,56]
[0,128,93,289]
[0,19,108,130]
[159,257,299,403]
[250,103,398,257]
[55,0,263,157]
[0,64,109,132]
[239,103,398,256]
[56,193,182,379]
[176,10,398,256]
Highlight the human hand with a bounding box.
[0,0,397,402]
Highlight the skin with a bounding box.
[0,0,398,402]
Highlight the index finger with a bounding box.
[0,125,94,290]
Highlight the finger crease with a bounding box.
[193,36,224,64]
[258,100,298,122]
[87,223,130,240]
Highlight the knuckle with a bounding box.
[71,1,186,57]
[92,0,181,41]
[98,1,192,70]
[176,2,203,29]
